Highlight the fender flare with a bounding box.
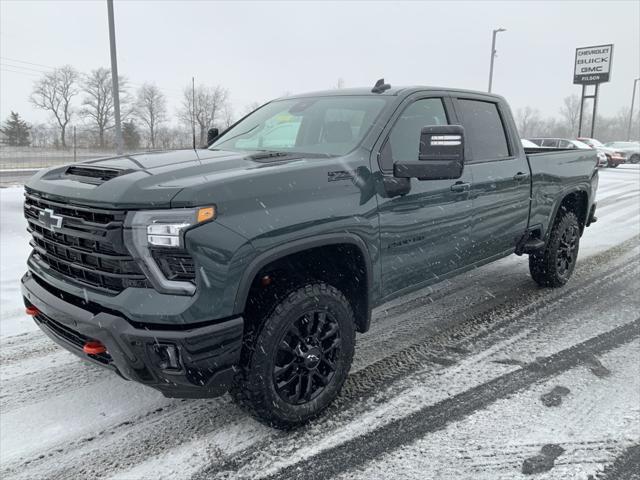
[232,233,374,330]
[545,184,591,239]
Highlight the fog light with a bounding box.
[155,344,182,371]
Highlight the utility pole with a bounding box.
[107,0,123,155]
[628,78,639,140]
[488,28,506,93]
[192,77,196,150]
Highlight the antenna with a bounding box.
[371,78,391,94]
[191,77,196,150]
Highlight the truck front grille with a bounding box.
[24,189,150,294]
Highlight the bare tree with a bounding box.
[559,95,581,137]
[180,84,230,146]
[222,103,235,129]
[80,68,131,148]
[516,106,542,138]
[135,83,167,149]
[29,65,79,148]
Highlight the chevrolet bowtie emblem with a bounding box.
[39,208,63,231]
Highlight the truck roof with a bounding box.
[284,86,506,101]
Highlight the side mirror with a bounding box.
[207,128,219,147]
[393,125,465,180]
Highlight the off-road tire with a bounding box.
[231,282,356,429]
[529,211,580,287]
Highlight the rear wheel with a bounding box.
[630,154,639,164]
[231,282,356,429]
[529,211,580,287]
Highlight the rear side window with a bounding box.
[457,99,510,161]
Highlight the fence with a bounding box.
[1,123,196,171]
[0,145,159,170]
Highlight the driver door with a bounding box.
[376,95,474,298]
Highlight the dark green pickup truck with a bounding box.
[21,82,598,428]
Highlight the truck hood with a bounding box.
[25,149,310,209]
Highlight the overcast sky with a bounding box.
[1,0,639,127]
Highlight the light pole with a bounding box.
[107,0,123,155]
[488,28,506,93]
[627,78,639,141]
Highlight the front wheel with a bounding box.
[231,282,356,429]
[630,154,639,164]
[529,211,580,287]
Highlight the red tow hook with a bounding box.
[83,341,107,355]
[25,306,40,316]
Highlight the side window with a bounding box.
[542,139,558,148]
[457,99,510,161]
[380,98,448,171]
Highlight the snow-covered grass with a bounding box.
[0,187,37,338]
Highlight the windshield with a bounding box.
[210,96,389,156]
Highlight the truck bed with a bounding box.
[526,148,598,238]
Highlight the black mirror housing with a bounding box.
[393,125,465,180]
[207,128,220,147]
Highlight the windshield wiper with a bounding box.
[249,151,291,160]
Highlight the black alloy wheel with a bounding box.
[273,309,341,405]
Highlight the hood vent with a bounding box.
[65,165,129,184]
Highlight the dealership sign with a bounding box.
[574,44,614,84]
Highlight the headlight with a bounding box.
[124,206,216,295]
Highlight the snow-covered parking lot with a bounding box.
[1,166,639,480]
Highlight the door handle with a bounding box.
[450,181,471,193]
[513,172,530,181]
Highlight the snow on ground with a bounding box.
[341,340,640,480]
[0,165,638,479]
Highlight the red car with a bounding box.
[577,137,626,168]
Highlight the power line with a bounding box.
[0,68,41,77]
[0,56,56,69]
[0,62,49,73]
[0,55,185,98]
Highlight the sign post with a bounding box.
[574,44,613,138]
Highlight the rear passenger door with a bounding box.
[452,96,531,261]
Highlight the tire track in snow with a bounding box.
[192,252,639,479]
[266,320,640,480]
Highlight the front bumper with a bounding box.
[21,271,244,398]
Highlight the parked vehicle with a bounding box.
[528,137,591,149]
[603,141,640,164]
[577,137,627,168]
[521,138,540,148]
[596,150,608,168]
[21,83,599,428]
